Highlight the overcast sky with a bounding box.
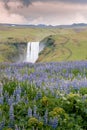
[0,0,87,25]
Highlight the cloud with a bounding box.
[1,0,87,9]
[0,0,87,25]
[0,2,28,24]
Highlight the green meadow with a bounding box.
[0,25,87,62]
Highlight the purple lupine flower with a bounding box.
[16,94,21,103]
[15,86,21,95]
[36,91,42,100]
[8,96,14,106]
[9,105,14,121]
[49,117,58,129]
[38,114,42,121]
[44,109,48,125]
[4,91,9,103]
[0,118,5,130]
[52,117,58,129]
[28,107,32,117]
[25,97,29,104]
[0,95,3,104]
[8,105,14,129]
[0,83,3,95]
[33,105,37,118]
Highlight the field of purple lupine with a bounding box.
[0,61,87,130]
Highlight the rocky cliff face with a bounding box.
[0,42,27,62]
[12,42,27,62]
[0,35,54,63]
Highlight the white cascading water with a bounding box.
[26,42,39,63]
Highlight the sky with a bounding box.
[0,0,87,25]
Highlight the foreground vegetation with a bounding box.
[0,61,87,130]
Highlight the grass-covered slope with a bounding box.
[0,25,87,62]
[0,26,60,62]
[38,28,87,62]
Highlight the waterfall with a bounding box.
[26,42,39,63]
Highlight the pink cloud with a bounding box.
[0,1,87,25]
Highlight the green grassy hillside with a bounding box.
[38,28,87,62]
[0,26,59,62]
[0,25,87,62]
[0,26,60,43]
